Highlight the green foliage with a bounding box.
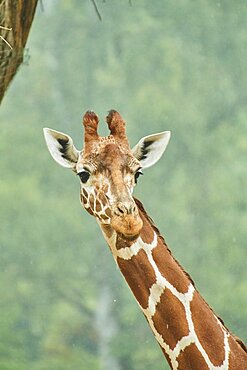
[0,1,246,369]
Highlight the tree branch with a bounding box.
[91,0,102,21]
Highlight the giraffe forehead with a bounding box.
[98,143,128,168]
[79,140,140,172]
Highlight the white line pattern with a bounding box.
[107,230,230,369]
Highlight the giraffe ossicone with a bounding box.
[44,110,247,369]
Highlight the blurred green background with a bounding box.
[0,1,246,369]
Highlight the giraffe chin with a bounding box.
[110,215,143,241]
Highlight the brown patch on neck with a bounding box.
[191,291,225,366]
[228,335,247,369]
[152,242,190,294]
[134,197,195,287]
[117,249,157,310]
[177,343,210,370]
[152,289,189,350]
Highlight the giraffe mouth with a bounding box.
[110,214,143,241]
[118,232,140,241]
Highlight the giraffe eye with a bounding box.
[134,169,143,183]
[78,170,90,183]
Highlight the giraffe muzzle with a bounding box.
[114,202,137,216]
[111,201,143,240]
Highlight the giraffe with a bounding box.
[43,110,247,369]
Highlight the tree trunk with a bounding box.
[0,0,38,104]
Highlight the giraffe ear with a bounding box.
[43,128,79,169]
[132,131,171,168]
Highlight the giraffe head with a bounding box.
[44,110,170,240]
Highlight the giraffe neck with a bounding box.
[99,198,247,370]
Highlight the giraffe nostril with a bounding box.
[117,206,125,214]
[132,204,137,214]
[113,203,127,216]
[114,202,137,216]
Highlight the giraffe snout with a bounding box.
[111,200,143,240]
[114,201,138,217]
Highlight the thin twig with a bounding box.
[91,0,102,21]
[0,26,13,49]
[39,0,45,12]
[0,35,12,49]
[0,26,12,31]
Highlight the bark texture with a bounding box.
[0,0,38,103]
